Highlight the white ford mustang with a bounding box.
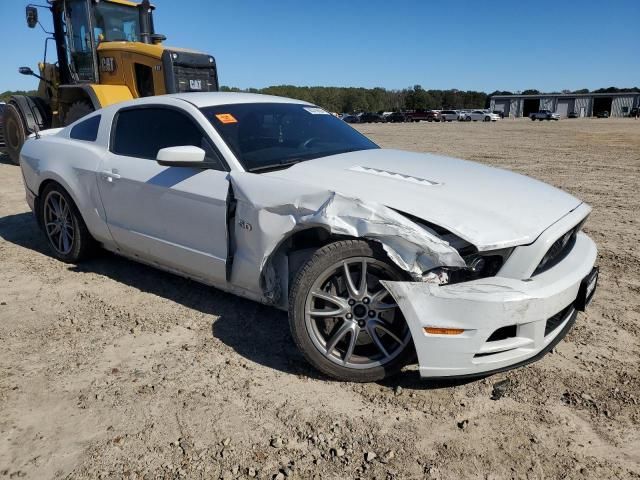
[18,92,598,382]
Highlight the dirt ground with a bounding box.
[1,118,639,480]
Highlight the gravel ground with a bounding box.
[0,118,639,479]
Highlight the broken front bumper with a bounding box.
[383,231,597,378]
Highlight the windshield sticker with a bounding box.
[303,107,329,115]
[215,113,238,124]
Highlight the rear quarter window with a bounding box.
[70,115,101,142]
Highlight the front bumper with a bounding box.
[383,231,597,378]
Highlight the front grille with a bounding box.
[533,224,580,275]
[174,66,218,93]
[162,50,219,95]
[544,306,572,336]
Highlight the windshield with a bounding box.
[94,3,141,42]
[200,103,378,172]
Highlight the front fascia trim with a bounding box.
[382,231,597,378]
[499,202,592,279]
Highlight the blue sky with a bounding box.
[1,0,638,93]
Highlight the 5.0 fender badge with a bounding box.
[238,220,252,231]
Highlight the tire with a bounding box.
[289,239,415,382]
[483,116,490,122]
[39,183,96,263]
[465,116,471,122]
[63,100,94,126]
[2,103,26,165]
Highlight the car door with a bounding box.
[96,105,230,284]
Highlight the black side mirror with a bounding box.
[19,66,34,76]
[150,33,166,44]
[26,6,38,28]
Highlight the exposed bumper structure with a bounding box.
[383,231,598,378]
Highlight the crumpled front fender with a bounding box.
[227,172,465,304]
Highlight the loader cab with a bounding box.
[63,0,98,82]
[48,0,156,85]
[4,0,218,165]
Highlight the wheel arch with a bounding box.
[33,175,91,232]
[7,95,52,134]
[262,226,398,308]
[58,84,134,116]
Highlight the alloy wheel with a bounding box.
[304,257,411,369]
[44,191,75,255]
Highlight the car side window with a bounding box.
[111,107,226,170]
[70,115,101,142]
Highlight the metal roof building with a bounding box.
[489,92,640,118]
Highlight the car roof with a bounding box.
[166,92,315,108]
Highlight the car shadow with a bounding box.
[0,211,323,379]
[0,211,484,388]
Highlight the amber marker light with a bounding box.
[424,327,464,335]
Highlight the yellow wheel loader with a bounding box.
[2,0,219,164]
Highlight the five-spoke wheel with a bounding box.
[44,190,75,255]
[289,240,414,382]
[39,183,95,262]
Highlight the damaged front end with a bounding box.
[381,210,597,378]
[226,172,597,379]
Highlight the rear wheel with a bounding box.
[63,100,94,126]
[289,240,414,382]
[40,183,96,263]
[2,103,26,165]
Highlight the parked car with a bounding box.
[19,92,598,382]
[405,109,430,122]
[529,110,560,121]
[492,110,505,119]
[342,114,360,124]
[439,110,459,122]
[386,111,411,123]
[465,110,500,122]
[0,102,5,149]
[595,110,610,118]
[567,111,579,119]
[457,110,470,121]
[425,110,441,122]
[359,112,386,123]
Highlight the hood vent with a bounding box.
[349,165,442,186]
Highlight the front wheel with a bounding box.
[40,183,96,263]
[289,240,414,382]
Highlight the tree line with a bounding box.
[220,85,488,113]
[2,85,638,114]
[220,85,640,113]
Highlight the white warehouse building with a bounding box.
[489,92,640,118]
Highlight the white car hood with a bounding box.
[265,149,582,250]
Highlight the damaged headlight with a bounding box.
[391,210,513,286]
[423,249,513,285]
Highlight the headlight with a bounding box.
[422,249,513,285]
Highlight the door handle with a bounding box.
[100,170,121,182]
